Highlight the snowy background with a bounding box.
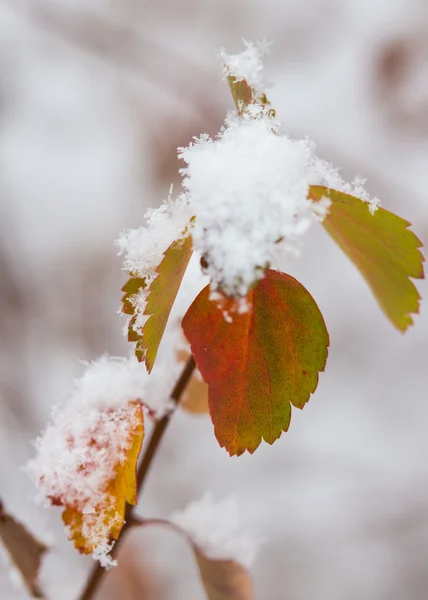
[1,0,428,598]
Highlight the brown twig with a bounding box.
[78,355,196,600]
[0,500,47,598]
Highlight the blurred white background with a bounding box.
[0,0,428,598]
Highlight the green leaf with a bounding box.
[227,75,253,113]
[182,269,329,456]
[122,233,192,372]
[142,233,193,372]
[309,186,424,331]
[121,277,147,316]
[226,76,275,118]
[121,276,147,346]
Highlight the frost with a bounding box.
[218,40,271,95]
[170,492,257,568]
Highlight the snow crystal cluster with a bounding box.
[218,40,271,96]
[180,107,332,296]
[170,492,257,568]
[118,42,378,299]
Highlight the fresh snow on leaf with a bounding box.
[218,40,271,96]
[118,193,194,372]
[119,42,380,300]
[61,401,143,567]
[170,492,257,569]
[26,357,149,566]
[179,109,320,296]
[122,233,193,373]
[179,105,378,297]
[117,192,192,283]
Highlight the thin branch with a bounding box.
[78,354,196,600]
[0,500,47,598]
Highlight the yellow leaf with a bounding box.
[121,231,193,372]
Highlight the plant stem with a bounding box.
[78,355,196,600]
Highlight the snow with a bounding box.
[170,492,257,568]
[218,40,271,95]
[117,191,192,282]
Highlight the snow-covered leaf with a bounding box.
[135,493,255,600]
[182,269,329,455]
[219,40,269,99]
[60,401,143,562]
[123,233,193,372]
[121,276,147,345]
[309,186,424,331]
[0,502,47,598]
[29,357,147,567]
[179,116,331,298]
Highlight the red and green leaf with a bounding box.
[309,186,425,331]
[122,232,193,372]
[182,269,329,456]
